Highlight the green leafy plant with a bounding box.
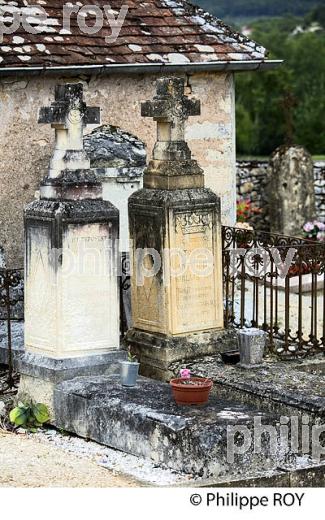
[127,346,138,363]
[9,401,50,432]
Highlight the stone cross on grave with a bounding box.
[141,77,200,162]
[141,77,204,189]
[127,77,223,372]
[39,83,100,178]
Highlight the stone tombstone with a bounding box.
[84,124,146,253]
[19,84,123,414]
[84,124,146,331]
[127,77,224,378]
[269,145,316,236]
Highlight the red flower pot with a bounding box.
[170,377,213,405]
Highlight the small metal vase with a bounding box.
[237,328,267,368]
[120,361,140,387]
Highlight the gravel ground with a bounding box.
[33,428,196,486]
[0,427,195,487]
[0,431,139,487]
[0,364,194,488]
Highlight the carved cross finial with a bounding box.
[39,83,100,151]
[140,77,204,189]
[141,77,200,144]
[38,83,100,177]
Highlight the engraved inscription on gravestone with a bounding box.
[171,211,218,333]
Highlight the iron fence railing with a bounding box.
[1,229,324,387]
[120,252,131,338]
[0,268,24,390]
[222,226,325,358]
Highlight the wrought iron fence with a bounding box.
[222,226,325,358]
[120,252,131,338]
[0,268,24,390]
[1,231,324,384]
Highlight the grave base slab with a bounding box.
[53,374,312,481]
[18,351,126,416]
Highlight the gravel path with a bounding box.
[0,431,138,487]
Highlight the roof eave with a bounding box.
[0,60,283,77]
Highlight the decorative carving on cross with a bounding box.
[140,77,204,189]
[39,83,100,177]
[141,77,200,162]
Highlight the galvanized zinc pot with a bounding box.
[237,328,267,367]
[120,361,140,387]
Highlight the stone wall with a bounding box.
[0,71,236,266]
[314,162,325,222]
[237,160,325,232]
[237,160,270,231]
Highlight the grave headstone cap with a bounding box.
[38,83,100,128]
[141,77,200,123]
[140,76,204,189]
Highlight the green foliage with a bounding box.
[305,5,325,25]
[235,16,325,155]
[127,346,138,363]
[9,402,50,431]
[194,1,325,156]
[196,1,322,20]
[237,199,261,223]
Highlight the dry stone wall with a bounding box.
[237,160,324,233]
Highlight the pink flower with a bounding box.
[180,368,191,379]
[303,222,314,232]
[317,231,325,242]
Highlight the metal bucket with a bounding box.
[237,328,266,367]
[120,361,140,387]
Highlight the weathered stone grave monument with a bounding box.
[269,145,316,236]
[126,77,224,378]
[84,124,146,331]
[18,84,124,412]
[9,78,323,487]
[84,124,145,254]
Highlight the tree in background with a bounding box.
[235,10,325,156]
[197,0,322,20]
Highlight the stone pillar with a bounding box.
[269,145,316,236]
[127,78,224,379]
[19,84,124,415]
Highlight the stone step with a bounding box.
[18,351,127,417]
[53,375,313,481]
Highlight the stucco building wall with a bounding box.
[0,71,236,266]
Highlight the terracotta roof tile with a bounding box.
[0,0,269,69]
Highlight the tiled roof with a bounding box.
[0,0,271,70]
